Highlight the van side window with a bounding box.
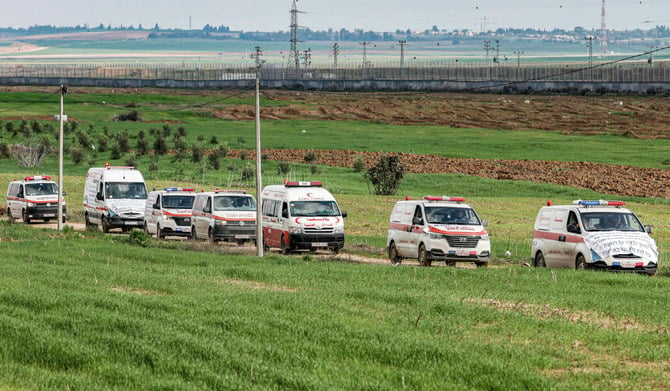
[567,211,581,233]
[282,202,289,218]
[155,195,161,209]
[204,198,212,213]
[413,206,424,225]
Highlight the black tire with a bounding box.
[418,244,431,267]
[143,223,150,235]
[445,261,456,267]
[389,241,401,265]
[61,215,66,224]
[475,261,489,268]
[7,208,14,222]
[101,216,110,233]
[333,247,341,255]
[576,254,587,270]
[534,252,546,268]
[22,209,31,224]
[157,224,165,240]
[44,218,50,223]
[281,235,291,255]
[208,227,215,244]
[190,226,198,241]
[85,214,92,229]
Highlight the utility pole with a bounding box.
[359,41,370,68]
[493,39,500,64]
[57,84,67,231]
[398,40,407,67]
[484,40,491,63]
[513,51,524,80]
[332,42,339,72]
[302,48,311,67]
[586,36,594,80]
[288,0,303,70]
[600,0,607,55]
[253,47,263,257]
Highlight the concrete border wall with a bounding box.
[1,77,669,94]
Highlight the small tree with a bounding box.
[364,155,404,195]
[304,151,316,163]
[352,156,365,172]
[153,134,168,156]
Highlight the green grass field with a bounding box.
[0,222,668,390]
[0,88,668,388]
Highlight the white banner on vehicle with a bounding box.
[584,232,658,260]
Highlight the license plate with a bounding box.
[456,249,470,256]
[312,242,328,247]
[235,234,250,239]
[622,260,636,268]
[176,228,183,232]
[127,221,142,225]
[43,213,55,217]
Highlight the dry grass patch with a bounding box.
[111,285,166,296]
[465,298,666,333]
[212,278,298,293]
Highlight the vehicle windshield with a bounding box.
[581,212,645,232]
[25,182,58,196]
[425,206,481,225]
[290,201,341,217]
[213,195,256,211]
[162,195,195,209]
[105,182,148,199]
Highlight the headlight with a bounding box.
[481,234,490,241]
[184,217,191,225]
[108,209,117,217]
[215,220,227,226]
[290,227,304,234]
[590,249,602,261]
[333,225,344,234]
[429,233,443,240]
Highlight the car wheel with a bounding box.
[157,224,165,240]
[190,226,198,241]
[475,261,488,268]
[7,208,14,222]
[143,223,149,234]
[418,244,431,267]
[576,254,586,270]
[281,235,291,255]
[101,216,110,233]
[534,252,546,267]
[208,227,215,244]
[388,241,402,265]
[445,261,456,267]
[85,214,92,229]
[22,209,31,224]
[44,218,51,223]
[61,215,66,224]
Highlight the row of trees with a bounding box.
[0,118,406,195]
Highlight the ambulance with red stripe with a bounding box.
[6,175,66,223]
[531,200,658,275]
[144,187,196,239]
[387,196,490,267]
[190,190,257,243]
[83,165,148,232]
[261,181,347,254]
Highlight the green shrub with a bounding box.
[364,155,405,195]
[352,156,365,172]
[304,151,316,163]
[277,161,291,174]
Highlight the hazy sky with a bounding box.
[2,0,667,32]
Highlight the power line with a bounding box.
[0,90,59,114]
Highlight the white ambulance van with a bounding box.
[387,196,490,267]
[144,187,196,239]
[191,190,257,243]
[261,181,346,254]
[6,175,66,224]
[83,165,148,232]
[531,200,658,275]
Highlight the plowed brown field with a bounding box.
[215,90,670,198]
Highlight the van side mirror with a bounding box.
[282,210,289,218]
[62,191,67,196]
[481,219,488,227]
[341,211,347,218]
[645,225,653,234]
[412,216,423,225]
[96,191,104,201]
[203,206,211,213]
[153,203,160,210]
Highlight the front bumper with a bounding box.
[288,232,345,251]
[590,261,657,275]
[26,205,67,220]
[213,224,257,242]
